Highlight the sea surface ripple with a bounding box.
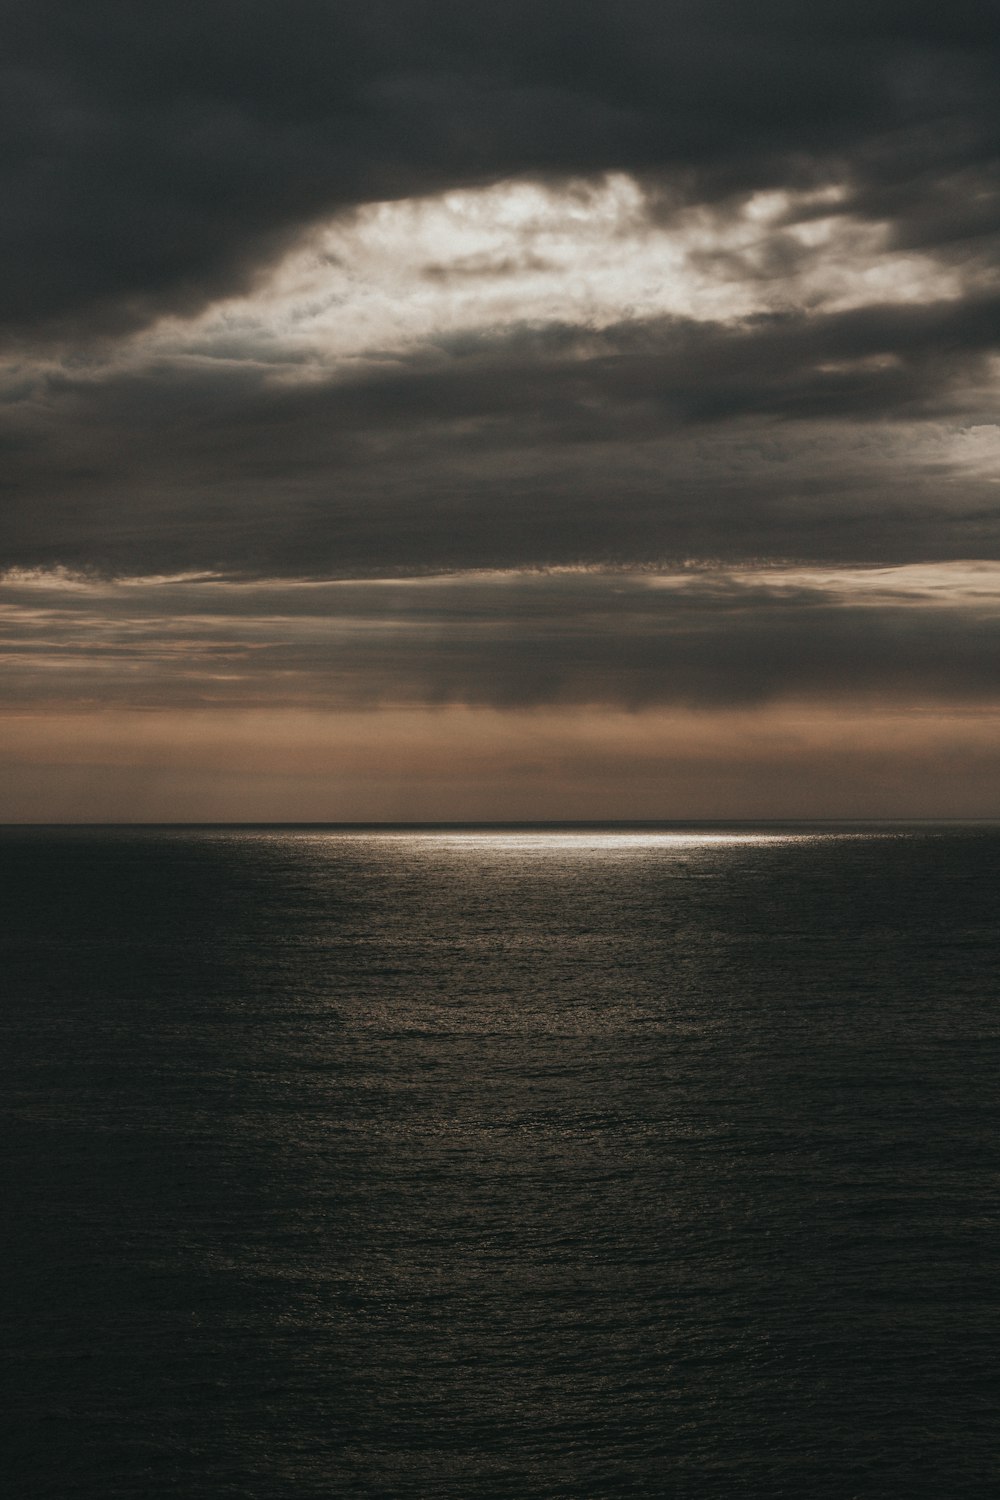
[2,824,998,1498]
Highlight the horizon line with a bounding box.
[4,817,1000,830]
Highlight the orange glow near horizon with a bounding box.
[3,700,1000,823]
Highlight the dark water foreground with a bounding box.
[2,823,998,1498]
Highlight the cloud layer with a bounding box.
[4,2,999,338]
[4,563,999,711]
[2,4,999,816]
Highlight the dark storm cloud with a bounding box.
[3,568,999,712]
[2,293,999,577]
[246,292,1000,435]
[2,0,999,338]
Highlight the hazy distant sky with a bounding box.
[2,2,999,819]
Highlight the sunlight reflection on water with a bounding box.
[302,828,859,858]
[413,831,817,851]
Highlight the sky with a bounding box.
[2,1,1000,821]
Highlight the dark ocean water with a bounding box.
[2,823,998,1499]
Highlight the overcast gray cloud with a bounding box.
[2,293,999,578]
[3,2,999,338]
[3,565,999,712]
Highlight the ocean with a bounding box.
[2,823,998,1498]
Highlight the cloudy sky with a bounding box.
[3,1,1000,819]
